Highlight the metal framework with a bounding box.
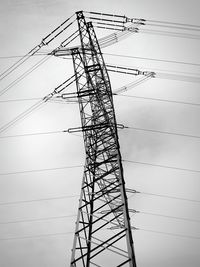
[70,11,137,267]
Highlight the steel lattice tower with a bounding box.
[70,11,137,267]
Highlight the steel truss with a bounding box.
[70,11,137,267]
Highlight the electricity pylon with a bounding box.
[70,11,137,267]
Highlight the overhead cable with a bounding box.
[130,209,200,224]
[108,64,200,84]
[104,53,200,67]
[0,195,79,206]
[0,14,75,82]
[0,215,76,225]
[0,74,77,135]
[125,125,200,140]
[156,72,200,83]
[0,95,74,104]
[145,18,200,32]
[3,52,199,68]
[136,228,200,241]
[145,22,200,32]
[85,11,200,40]
[140,28,200,40]
[114,76,153,94]
[2,93,200,108]
[0,97,42,103]
[107,61,200,79]
[0,228,199,242]
[0,54,47,59]
[0,55,51,97]
[0,46,45,82]
[0,130,63,139]
[115,94,200,108]
[0,42,74,98]
[0,189,199,207]
[1,209,199,226]
[0,25,78,99]
[85,11,200,31]
[0,164,83,176]
[1,188,200,207]
[123,159,200,174]
[135,190,200,204]
[0,128,82,139]
[0,231,74,241]
[0,100,46,134]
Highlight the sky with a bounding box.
[0,0,200,266]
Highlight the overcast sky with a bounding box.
[0,0,200,266]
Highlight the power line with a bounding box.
[0,231,74,241]
[0,188,199,207]
[1,227,199,242]
[0,75,78,135]
[145,22,200,32]
[0,199,199,241]
[0,55,31,59]
[0,100,46,135]
[132,210,200,224]
[1,209,199,226]
[104,53,200,67]
[125,125,200,140]
[156,72,200,83]
[108,63,200,84]
[136,191,200,204]
[140,28,200,40]
[0,55,51,97]
[0,14,75,82]
[0,26,78,97]
[86,11,200,42]
[0,53,46,59]
[0,97,42,103]
[0,195,79,206]
[2,93,200,109]
[0,48,43,82]
[0,130,63,139]
[0,215,76,225]
[0,165,83,176]
[123,159,200,174]
[115,94,200,108]
[113,76,153,94]
[0,97,77,104]
[85,11,200,31]
[0,130,82,139]
[108,61,200,80]
[145,18,200,31]
[137,228,200,241]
